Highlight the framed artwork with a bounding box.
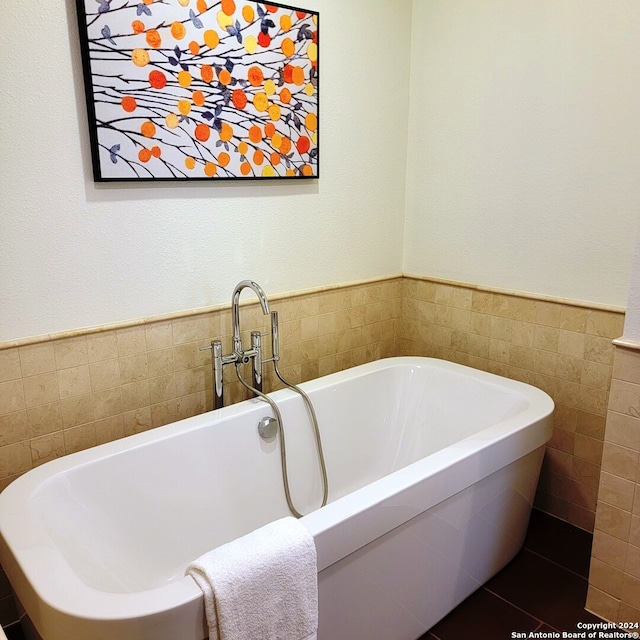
[75,0,319,181]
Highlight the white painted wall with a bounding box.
[621,227,640,341]
[0,0,411,343]
[3,0,640,344]
[404,0,640,308]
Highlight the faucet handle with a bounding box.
[200,339,222,353]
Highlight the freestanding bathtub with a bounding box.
[0,356,553,640]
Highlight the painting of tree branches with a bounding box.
[75,0,319,181]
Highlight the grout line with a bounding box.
[522,547,591,582]
[480,585,547,628]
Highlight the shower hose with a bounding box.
[235,361,329,519]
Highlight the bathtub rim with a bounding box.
[0,356,554,626]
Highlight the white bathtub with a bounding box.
[0,356,553,640]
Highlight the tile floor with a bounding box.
[2,509,604,640]
[423,509,604,639]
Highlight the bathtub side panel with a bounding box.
[317,447,545,640]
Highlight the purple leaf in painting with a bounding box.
[136,3,151,16]
[109,144,120,163]
[261,18,275,34]
[297,25,312,42]
[189,9,204,28]
[202,111,214,120]
[101,25,116,44]
[96,0,110,13]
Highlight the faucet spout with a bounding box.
[231,280,271,356]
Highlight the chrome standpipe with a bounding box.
[199,339,234,410]
[251,331,264,393]
[200,280,328,518]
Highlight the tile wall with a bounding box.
[0,278,402,491]
[586,345,640,624]
[400,276,624,532]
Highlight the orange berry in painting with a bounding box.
[237,141,249,155]
[282,65,294,84]
[194,123,211,142]
[218,152,231,167]
[131,20,145,34]
[279,87,292,104]
[302,164,313,176]
[264,122,276,138]
[253,149,264,165]
[204,30,219,50]
[264,5,278,13]
[248,125,262,143]
[257,31,271,48]
[253,92,268,112]
[270,152,281,166]
[240,161,252,176]
[141,121,157,137]
[149,70,167,89]
[192,90,206,107]
[185,156,196,170]
[201,64,214,83]
[196,0,207,12]
[171,22,187,40]
[232,89,248,110]
[291,66,305,86]
[281,38,295,58]
[218,68,232,85]
[296,135,310,154]
[296,11,307,19]
[151,145,162,158]
[268,104,281,121]
[138,148,152,162]
[178,70,193,88]
[221,0,236,16]
[219,122,234,142]
[305,113,318,131]
[204,162,217,177]
[247,66,264,87]
[121,96,137,112]
[178,99,192,115]
[189,40,201,55]
[279,137,292,155]
[242,5,254,22]
[145,29,161,48]
[280,15,292,31]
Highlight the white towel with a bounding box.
[186,516,318,640]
